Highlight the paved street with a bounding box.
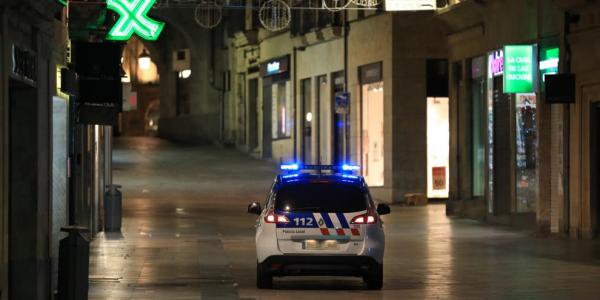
[90,137,600,300]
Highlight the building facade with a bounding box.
[220,6,448,203]
[439,0,600,239]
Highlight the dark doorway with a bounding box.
[262,84,272,159]
[301,78,313,164]
[248,79,259,151]
[592,102,600,237]
[493,76,512,215]
[9,79,47,299]
[332,71,345,164]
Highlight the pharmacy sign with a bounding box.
[106,0,165,41]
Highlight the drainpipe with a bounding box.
[343,11,350,162]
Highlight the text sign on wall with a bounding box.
[385,0,436,11]
[504,45,535,93]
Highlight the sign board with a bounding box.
[78,79,122,125]
[539,47,559,83]
[504,45,535,93]
[11,45,37,84]
[335,92,350,114]
[488,50,504,78]
[260,55,290,77]
[432,167,446,190]
[385,0,436,11]
[545,74,575,104]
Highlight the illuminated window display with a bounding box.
[272,81,292,139]
[516,93,538,212]
[362,82,384,187]
[427,97,449,198]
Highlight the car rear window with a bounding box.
[275,182,368,213]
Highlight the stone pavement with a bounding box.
[89,137,600,300]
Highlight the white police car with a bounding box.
[247,164,390,289]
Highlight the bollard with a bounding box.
[104,184,123,232]
[57,226,89,300]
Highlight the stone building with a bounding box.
[0,1,70,298]
[221,4,448,204]
[439,0,600,239]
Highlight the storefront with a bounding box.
[359,62,384,187]
[261,55,292,160]
[485,45,540,217]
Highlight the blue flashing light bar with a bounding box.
[280,163,300,171]
[280,163,361,173]
[341,164,361,172]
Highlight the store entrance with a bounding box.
[592,102,600,237]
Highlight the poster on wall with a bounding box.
[432,167,447,190]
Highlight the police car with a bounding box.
[247,164,390,289]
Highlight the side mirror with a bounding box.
[247,202,262,215]
[377,203,391,215]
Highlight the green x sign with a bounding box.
[106,0,165,41]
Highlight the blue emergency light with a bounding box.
[280,163,361,174]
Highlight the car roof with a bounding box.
[275,172,366,187]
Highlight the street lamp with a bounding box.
[138,49,152,70]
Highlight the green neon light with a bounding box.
[58,0,67,6]
[106,0,165,41]
[504,45,535,94]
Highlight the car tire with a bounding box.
[256,261,273,289]
[364,264,383,290]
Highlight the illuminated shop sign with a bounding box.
[539,47,559,83]
[260,56,290,77]
[106,0,165,41]
[267,61,281,74]
[504,45,535,93]
[488,50,504,78]
[385,0,436,11]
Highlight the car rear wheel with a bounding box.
[363,264,383,290]
[256,262,273,289]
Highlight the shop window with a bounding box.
[271,81,292,139]
[361,82,384,187]
[427,97,449,198]
[515,93,538,213]
[471,56,486,197]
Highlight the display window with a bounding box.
[271,81,292,139]
[427,97,450,198]
[361,81,384,187]
[515,93,538,212]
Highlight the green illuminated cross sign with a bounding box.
[106,0,165,41]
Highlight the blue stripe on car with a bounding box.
[320,213,335,229]
[336,212,350,228]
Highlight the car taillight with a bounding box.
[350,213,377,224]
[264,212,290,224]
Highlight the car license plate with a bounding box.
[303,240,339,250]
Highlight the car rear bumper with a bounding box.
[261,255,380,277]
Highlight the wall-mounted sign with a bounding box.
[11,45,37,83]
[359,62,383,84]
[488,50,504,78]
[504,45,535,93]
[385,0,436,11]
[539,47,559,83]
[106,0,165,41]
[260,55,290,77]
